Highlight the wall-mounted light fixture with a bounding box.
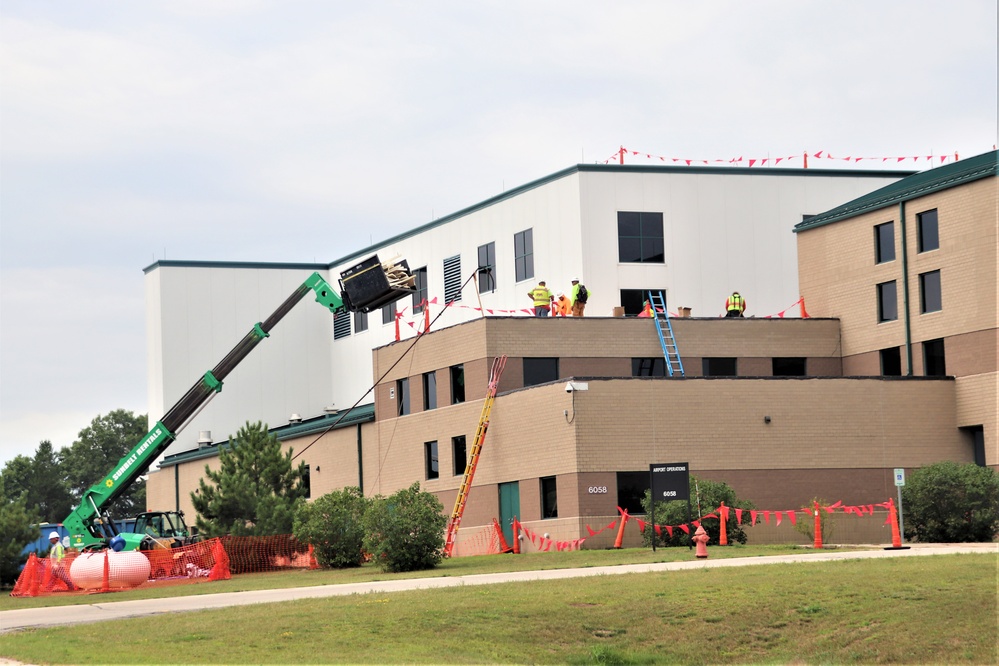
[764,415,772,424]
[315,466,320,472]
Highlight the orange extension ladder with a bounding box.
[443,355,508,557]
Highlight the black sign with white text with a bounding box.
[650,462,690,502]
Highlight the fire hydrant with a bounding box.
[692,525,710,559]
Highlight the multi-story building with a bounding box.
[145,155,998,547]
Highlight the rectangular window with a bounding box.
[874,222,895,263]
[632,358,667,377]
[620,289,667,316]
[920,270,942,313]
[880,347,902,376]
[443,255,462,303]
[333,311,351,339]
[477,242,496,293]
[450,364,465,404]
[923,338,946,377]
[703,358,737,377]
[918,209,939,252]
[353,310,368,334]
[877,281,898,322]
[772,357,807,376]
[303,464,311,499]
[617,211,665,263]
[452,435,467,476]
[396,378,410,416]
[616,471,648,515]
[382,300,396,325]
[413,266,428,313]
[422,371,437,411]
[523,357,559,386]
[540,476,558,519]
[514,229,534,282]
[424,441,439,480]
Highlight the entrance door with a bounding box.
[498,481,521,547]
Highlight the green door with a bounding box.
[498,481,521,547]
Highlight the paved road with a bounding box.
[3,544,994,634]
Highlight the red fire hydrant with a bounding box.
[692,525,710,559]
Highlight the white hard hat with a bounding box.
[49,531,60,540]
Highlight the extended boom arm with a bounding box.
[65,257,413,550]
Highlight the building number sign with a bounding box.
[587,486,608,494]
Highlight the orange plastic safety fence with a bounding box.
[215,534,316,574]
[449,523,503,557]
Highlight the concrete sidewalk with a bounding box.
[2,543,994,634]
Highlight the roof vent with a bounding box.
[197,431,213,448]
[289,414,302,424]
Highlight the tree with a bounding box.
[1,442,74,523]
[0,476,41,587]
[902,461,999,543]
[363,483,446,573]
[191,421,308,537]
[61,409,149,517]
[294,487,371,568]
[640,476,756,547]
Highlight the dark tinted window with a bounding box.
[524,358,559,386]
[920,270,942,313]
[353,310,368,333]
[396,378,410,416]
[918,209,939,252]
[541,476,558,518]
[703,358,737,377]
[413,266,428,313]
[514,229,534,282]
[772,358,806,376]
[424,441,439,480]
[423,371,437,411]
[633,358,667,377]
[382,300,396,325]
[877,281,897,322]
[875,222,895,263]
[617,212,665,263]
[923,339,946,376]
[880,347,902,376]
[477,243,496,293]
[452,436,467,476]
[450,364,465,404]
[616,471,649,515]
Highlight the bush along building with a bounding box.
[146,153,996,548]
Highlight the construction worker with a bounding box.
[528,281,553,317]
[553,291,571,317]
[726,291,746,317]
[637,299,654,318]
[47,531,76,591]
[570,279,589,317]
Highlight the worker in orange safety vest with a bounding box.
[553,291,571,317]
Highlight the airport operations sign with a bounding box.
[650,462,690,502]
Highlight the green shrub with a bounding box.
[902,461,999,543]
[294,487,370,568]
[363,483,446,572]
[640,477,755,547]
[792,498,836,544]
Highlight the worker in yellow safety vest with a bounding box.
[47,531,76,591]
[528,281,554,317]
[725,291,746,317]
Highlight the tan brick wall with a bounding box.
[955,373,998,466]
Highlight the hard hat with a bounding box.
[572,278,579,283]
[49,531,60,540]
[557,291,564,297]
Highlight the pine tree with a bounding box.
[191,421,308,537]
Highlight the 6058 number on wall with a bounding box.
[587,486,608,494]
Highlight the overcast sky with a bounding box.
[1,1,996,468]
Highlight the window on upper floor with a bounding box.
[412,266,428,313]
[450,364,465,404]
[877,281,898,322]
[333,311,351,339]
[443,255,462,303]
[923,338,946,377]
[920,270,942,313]
[918,209,939,253]
[382,300,396,325]
[874,222,895,263]
[524,357,559,387]
[632,358,667,377]
[424,441,439,480]
[452,435,467,476]
[514,229,534,282]
[621,288,667,316]
[772,357,807,376]
[353,310,368,334]
[423,371,437,411]
[617,211,664,263]
[396,378,410,416]
[703,358,737,377]
[880,347,902,376]
[477,242,496,293]
[302,465,311,499]
[541,476,558,519]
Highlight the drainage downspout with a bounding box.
[174,464,180,511]
[356,423,364,494]
[899,200,913,375]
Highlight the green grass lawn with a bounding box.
[2,550,996,665]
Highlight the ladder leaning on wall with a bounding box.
[443,354,508,557]
[648,291,685,377]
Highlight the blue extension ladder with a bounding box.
[648,291,684,377]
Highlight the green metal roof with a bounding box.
[794,150,998,233]
[156,403,375,468]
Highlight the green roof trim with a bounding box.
[327,163,912,269]
[794,150,998,233]
[156,404,375,468]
